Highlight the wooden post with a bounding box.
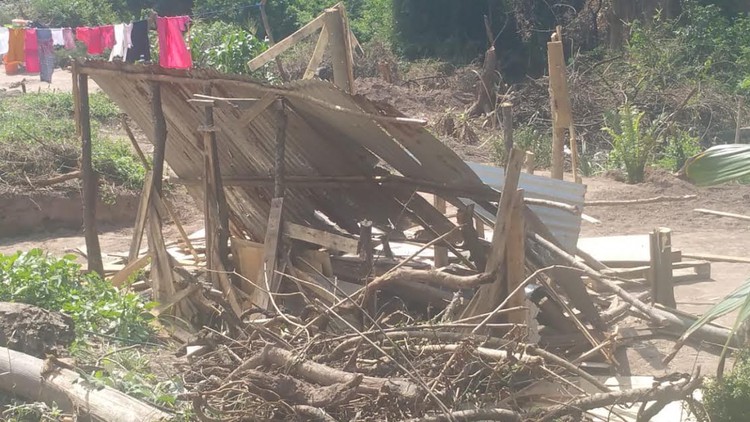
[147,82,176,303]
[650,227,675,308]
[569,123,581,183]
[525,151,536,174]
[76,68,104,277]
[548,28,572,181]
[433,196,449,268]
[736,96,743,144]
[200,99,242,316]
[259,0,290,82]
[274,100,288,198]
[253,198,284,311]
[325,4,355,93]
[501,103,513,164]
[505,189,526,325]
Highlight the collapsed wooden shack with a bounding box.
[70,60,723,420]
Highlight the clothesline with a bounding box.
[0,15,193,83]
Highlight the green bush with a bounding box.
[704,354,750,422]
[656,129,702,172]
[190,21,267,75]
[0,250,154,342]
[93,138,146,190]
[603,104,660,184]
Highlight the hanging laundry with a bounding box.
[0,28,8,55]
[50,28,64,46]
[37,29,55,83]
[62,28,75,50]
[125,20,150,63]
[100,25,115,49]
[76,27,104,55]
[156,16,192,69]
[5,28,25,63]
[109,24,128,61]
[124,23,133,51]
[24,29,40,73]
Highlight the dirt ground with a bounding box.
[0,68,99,94]
[2,68,749,382]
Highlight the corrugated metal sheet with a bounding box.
[79,61,483,242]
[465,162,586,252]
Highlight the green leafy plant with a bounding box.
[190,21,267,75]
[704,352,750,422]
[493,126,552,169]
[656,129,702,172]
[603,103,660,183]
[0,250,154,342]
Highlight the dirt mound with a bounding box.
[642,167,699,195]
[356,77,472,120]
[0,302,74,358]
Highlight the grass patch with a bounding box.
[0,249,154,343]
[0,91,142,190]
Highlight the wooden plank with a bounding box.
[325,5,354,93]
[682,252,750,264]
[247,12,326,71]
[283,222,359,254]
[433,196,449,267]
[149,284,200,317]
[252,198,285,311]
[110,254,150,288]
[650,227,675,308]
[240,92,278,126]
[304,26,329,80]
[231,237,264,296]
[461,148,525,319]
[77,71,104,276]
[147,81,176,304]
[694,208,750,222]
[505,189,526,325]
[128,171,153,263]
[586,195,697,206]
[202,101,242,317]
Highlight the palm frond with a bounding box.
[679,144,750,186]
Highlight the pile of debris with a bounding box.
[67,60,731,421]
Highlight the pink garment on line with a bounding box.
[76,27,104,55]
[156,16,192,69]
[24,29,40,73]
[62,28,75,50]
[100,25,115,49]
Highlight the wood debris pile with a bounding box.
[71,60,728,421]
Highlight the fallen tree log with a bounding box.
[0,346,170,422]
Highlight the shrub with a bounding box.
[493,126,552,169]
[704,353,750,422]
[93,138,146,190]
[656,129,702,172]
[0,250,154,342]
[190,21,267,75]
[603,104,660,184]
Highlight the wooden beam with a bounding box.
[110,254,150,288]
[694,208,750,222]
[201,100,242,316]
[147,82,176,304]
[682,252,750,264]
[461,148,525,319]
[247,12,327,71]
[76,68,104,276]
[304,25,329,80]
[505,189,526,325]
[548,35,572,181]
[252,198,285,311]
[650,227,675,308]
[283,222,359,254]
[433,196,449,268]
[128,171,153,263]
[240,92,279,126]
[325,4,355,93]
[274,99,288,198]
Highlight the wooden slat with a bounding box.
[252,198,285,311]
[128,171,154,263]
[283,222,359,254]
[247,13,326,71]
[240,92,278,126]
[304,26,329,80]
[505,189,526,325]
[110,254,150,288]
